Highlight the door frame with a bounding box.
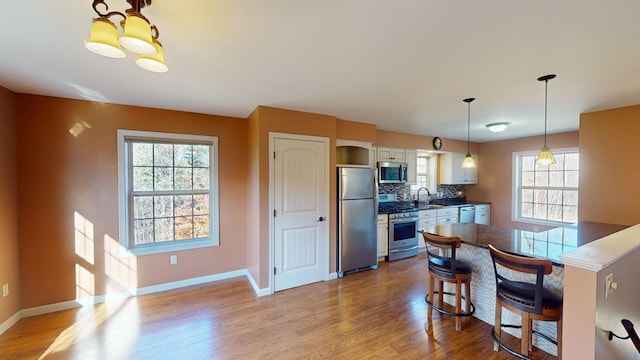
[269,132,331,294]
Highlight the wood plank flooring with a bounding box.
[0,253,556,359]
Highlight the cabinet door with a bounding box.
[405,149,417,184]
[377,224,388,257]
[377,147,405,162]
[439,153,478,184]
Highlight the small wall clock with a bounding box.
[432,137,442,150]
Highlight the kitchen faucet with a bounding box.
[416,187,431,203]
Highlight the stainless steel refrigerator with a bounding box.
[337,167,378,277]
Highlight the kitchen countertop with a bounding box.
[378,199,490,214]
[422,221,629,266]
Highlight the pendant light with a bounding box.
[461,98,476,168]
[536,74,557,165]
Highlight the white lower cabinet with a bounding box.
[474,204,491,225]
[436,207,459,225]
[377,214,388,258]
[418,209,437,249]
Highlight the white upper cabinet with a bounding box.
[405,149,417,185]
[439,152,478,184]
[376,147,405,162]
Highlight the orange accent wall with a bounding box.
[579,105,640,225]
[375,129,477,154]
[336,119,376,142]
[0,86,20,322]
[15,94,248,308]
[465,132,579,230]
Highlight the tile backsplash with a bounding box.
[378,183,466,201]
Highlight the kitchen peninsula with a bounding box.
[423,221,628,356]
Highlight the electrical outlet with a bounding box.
[2,283,8,298]
[170,255,178,265]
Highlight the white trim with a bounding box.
[116,129,220,257]
[0,311,21,336]
[268,132,331,293]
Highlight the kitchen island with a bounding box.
[422,221,628,356]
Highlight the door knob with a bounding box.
[318,216,326,222]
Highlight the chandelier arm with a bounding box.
[151,25,159,40]
[127,0,153,12]
[92,0,126,20]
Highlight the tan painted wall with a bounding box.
[15,94,248,308]
[562,266,598,359]
[465,132,579,230]
[336,119,376,142]
[0,86,20,323]
[579,105,640,225]
[375,129,477,154]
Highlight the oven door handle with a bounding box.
[389,217,419,224]
[389,245,419,253]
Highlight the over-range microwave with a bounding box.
[377,161,408,183]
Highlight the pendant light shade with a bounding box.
[462,98,476,169]
[536,74,557,165]
[84,18,126,58]
[119,12,156,55]
[135,40,169,73]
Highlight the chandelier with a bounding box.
[84,0,168,73]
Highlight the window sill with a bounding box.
[121,238,219,257]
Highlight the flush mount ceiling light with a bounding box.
[536,74,556,165]
[461,98,477,169]
[485,122,510,133]
[84,0,168,73]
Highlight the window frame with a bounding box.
[117,129,220,257]
[512,147,579,226]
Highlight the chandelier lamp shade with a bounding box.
[84,0,168,73]
[536,74,557,165]
[461,98,477,169]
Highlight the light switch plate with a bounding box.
[170,255,178,265]
[605,273,614,299]
[2,283,8,298]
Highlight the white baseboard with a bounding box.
[0,311,21,336]
[328,272,338,280]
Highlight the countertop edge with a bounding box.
[559,223,640,271]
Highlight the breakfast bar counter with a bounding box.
[422,221,628,356]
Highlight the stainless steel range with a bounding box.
[379,194,419,261]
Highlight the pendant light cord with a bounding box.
[467,101,471,153]
[544,78,548,147]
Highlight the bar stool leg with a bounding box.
[493,302,502,352]
[464,281,471,328]
[427,274,435,321]
[521,313,531,357]
[455,280,462,331]
[557,317,563,360]
[438,280,444,311]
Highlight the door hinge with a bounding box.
[274,267,277,275]
[274,209,277,217]
[273,151,276,159]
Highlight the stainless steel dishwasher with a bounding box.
[459,205,475,223]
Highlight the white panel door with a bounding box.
[274,138,328,291]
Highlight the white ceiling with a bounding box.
[1,1,640,142]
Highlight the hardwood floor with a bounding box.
[0,253,557,359]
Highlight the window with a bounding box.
[415,156,429,189]
[513,149,579,225]
[118,130,219,256]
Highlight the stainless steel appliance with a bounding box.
[387,210,419,261]
[459,205,475,224]
[337,167,378,277]
[377,161,408,183]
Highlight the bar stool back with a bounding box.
[488,244,563,359]
[422,232,475,331]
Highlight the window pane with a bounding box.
[175,168,193,190]
[193,145,210,167]
[132,143,153,166]
[563,206,578,223]
[535,171,548,187]
[522,156,535,171]
[154,144,173,166]
[133,167,153,191]
[174,145,193,167]
[154,196,174,217]
[548,205,563,222]
[194,195,209,215]
[549,171,564,187]
[522,189,533,202]
[194,168,210,190]
[175,216,193,240]
[134,219,154,245]
[549,154,564,171]
[548,190,562,205]
[194,215,209,238]
[155,218,174,242]
[521,202,533,218]
[522,171,534,187]
[565,171,579,187]
[565,153,579,170]
[534,189,548,203]
[154,167,174,191]
[534,203,548,219]
[133,196,153,219]
[175,195,193,216]
[564,190,578,206]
